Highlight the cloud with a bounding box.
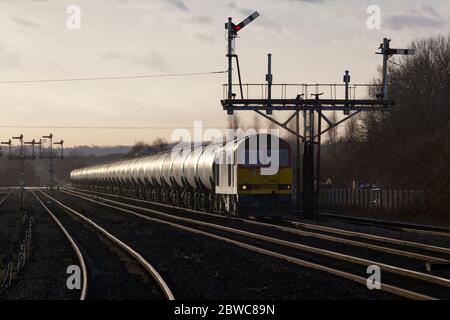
[193,33,215,44]
[227,1,253,16]
[226,2,283,33]
[288,0,326,2]
[166,0,190,13]
[10,16,41,29]
[191,15,212,25]
[0,45,21,68]
[385,14,445,30]
[422,4,440,19]
[101,50,171,72]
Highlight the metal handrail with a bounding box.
[222,83,381,101]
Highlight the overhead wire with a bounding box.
[0,125,229,130]
[0,69,230,131]
[0,70,227,84]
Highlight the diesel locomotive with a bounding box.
[70,133,293,217]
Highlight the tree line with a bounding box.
[321,35,449,214]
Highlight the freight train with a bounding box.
[70,133,293,217]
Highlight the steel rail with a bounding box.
[63,189,450,288]
[32,190,88,300]
[68,188,450,259]
[249,222,447,263]
[61,190,435,300]
[289,221,450,256]
[63,189,450,298]
[319,213,450,238]
[39,191,175,300]
[0,191,12,207]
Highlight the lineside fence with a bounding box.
[319,188,425,214]
[0,215,34,295]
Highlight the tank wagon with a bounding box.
[70,134,293,217]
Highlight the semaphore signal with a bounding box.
[226,11,260,35]
[376,38,415,101]
[1,135,40,210]
[0,133,64,210]
[225,11,260,104]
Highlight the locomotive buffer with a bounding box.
[221,13,414,218]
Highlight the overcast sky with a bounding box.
[0,0,448,147]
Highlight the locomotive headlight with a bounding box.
[280,184,291,190]
[241,185,248,190]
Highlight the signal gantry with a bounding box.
[221,12,414,218]
[1,133,65,210]
[1,135,40,210]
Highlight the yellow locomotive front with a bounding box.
[215,134,293,217]
[236,136,293,216]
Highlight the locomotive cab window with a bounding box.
[238,136,291,169]
[239,148,290,168]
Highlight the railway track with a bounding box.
[68,188,450,258]
[317,213,450,238]
[31,190,88,300]
[0,191,12,207]
[62,188,450,300]
[33,190,174,300]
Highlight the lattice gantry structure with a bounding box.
[221,12,414,218]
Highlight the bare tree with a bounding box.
[126,141,149,157]
[321,35,450,215]
[152,137,168,152]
